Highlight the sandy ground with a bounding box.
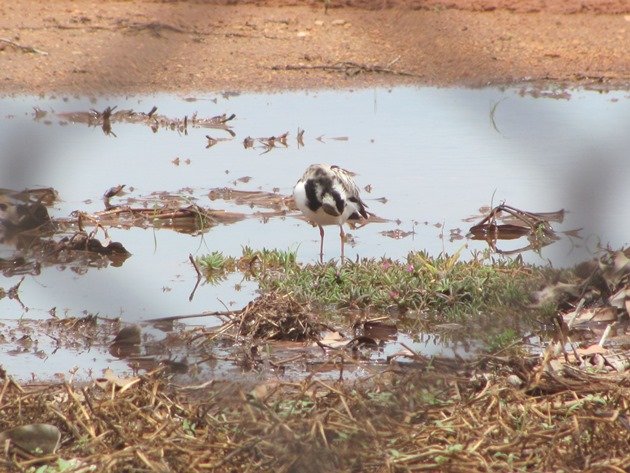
[0,0,628,94]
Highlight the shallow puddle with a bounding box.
[1,86,628,381]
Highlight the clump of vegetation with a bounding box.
[198,247,298,280]
[196,251,237,284]
[221,292,325,341]
[258,250,546,324]
[197,250,235,272]
[240,246,298,270]
[196,248,552,343]
[486,327,521,352]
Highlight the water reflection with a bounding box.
[2,87,629,314]
[0,86,628,379]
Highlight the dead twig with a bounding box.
[0,38,48,55]
[189,254,201,279]
[188,254,202,301]
[271,60,420,78]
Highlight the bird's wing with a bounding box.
[322,203,341,217]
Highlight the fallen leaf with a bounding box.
[575,344,608,357]
[0,423,61,454]
[317,330,348,348]
[112,325,141,345]
[609,287,630,309]
[97,368,141,392]
[564,307,618,325]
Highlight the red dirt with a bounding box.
[0,0,628,94]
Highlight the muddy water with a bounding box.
[0,87,628,381]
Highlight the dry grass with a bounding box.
[210,292,328,342]
[1,355,629,472]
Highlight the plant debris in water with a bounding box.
[54,106,236,137]
[468,203,567,254]
[77,202,244,234]
[217,292,327,342]
[208,187,295,212]
[4,181,630,471]
[0,188,130,274]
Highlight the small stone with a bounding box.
[314,20,324,26]
[506,374,523,387]
[296,31,309,38]
[331,19,346,26]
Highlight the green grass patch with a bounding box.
[240,245,298,270]
[197,247,552,346]
[257,250,546,324]
[197,247,298,284]
[196,251,237,284]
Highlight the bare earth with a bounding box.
[0,0,628,94]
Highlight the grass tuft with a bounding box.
[258,251,545,325]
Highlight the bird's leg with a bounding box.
[339,224,345,262]
[318,225,325,263]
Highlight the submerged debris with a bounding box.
[256,132,289,154]
[58,231,129,256]
[0,277,27,309]
[242,136,254,148]
[77,201,245,234]
[205,134,232,148]
[55,106,236,137]
[0,187,129,273]
[0,256,40,277]
[110,325,143,358]
[103,184,128,210]
[468,203,566,254]
[23,228,132,269]
[208,187,294,213]
[380,228,414,239]
[0,187,56,237]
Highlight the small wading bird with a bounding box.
[293,163,368,262]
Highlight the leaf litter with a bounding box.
[532,247,630,375]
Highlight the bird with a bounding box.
[293,163,369,262]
